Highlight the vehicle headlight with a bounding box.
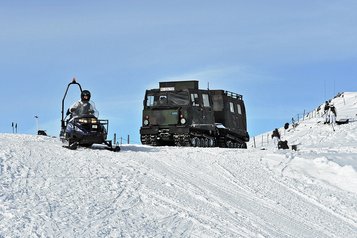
[78,118,88,123]
[180,118,186,124]
[143,119,149,126]
[78,118,97,124]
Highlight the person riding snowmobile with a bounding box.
[60,79,120,151]
[68,90,98,118]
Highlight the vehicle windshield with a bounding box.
[146,91,189,107]
[71,100,99,118]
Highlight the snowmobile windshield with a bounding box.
[70,100,99,118]
[146,91,190,107]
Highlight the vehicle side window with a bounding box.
[237,104,242,114]
[230,102,235,113]
[202,94,210,107]
[191,93,199,106]
[146,95,154,106]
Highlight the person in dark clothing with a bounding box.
[323,101,330,124]
[69,90,97,118]
[328,104,337,125]
[271,128,281,146]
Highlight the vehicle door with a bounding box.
[190,91,214,126]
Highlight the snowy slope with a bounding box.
[1,93,357,237]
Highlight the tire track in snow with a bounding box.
[1,135,356,237]
[262,151,357,227]
[135,148,294,237]
[147,147,356,237]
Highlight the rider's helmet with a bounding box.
[81,90,91,102]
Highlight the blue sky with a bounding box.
[1,0,357,143]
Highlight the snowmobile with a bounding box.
[60,79,120,152]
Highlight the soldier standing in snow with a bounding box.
[328,104,337,125]
[271,128,281,146]
[323,101,330,124]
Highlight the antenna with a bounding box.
[207,82,210,90]
[324,79,326,101]
[334,79,335,96]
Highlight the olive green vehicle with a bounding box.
[140,81,249,148]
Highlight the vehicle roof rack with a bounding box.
[225,91,243,100]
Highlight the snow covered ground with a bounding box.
[1,92,357,237]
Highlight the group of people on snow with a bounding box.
[271,128,289,149]
[268,101,338,150]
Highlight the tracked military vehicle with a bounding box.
[140,81,249,148]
